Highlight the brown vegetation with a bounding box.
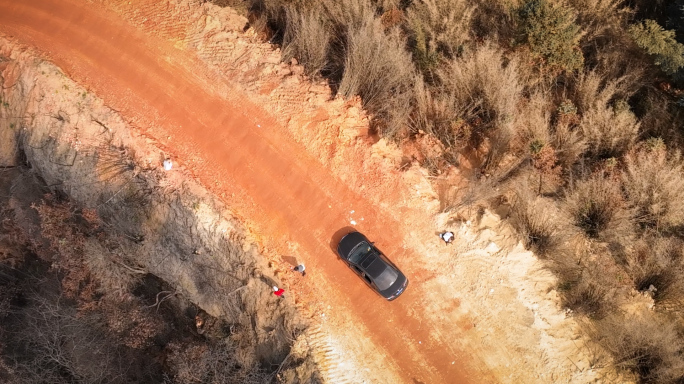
[0,170,292,384]
[9,0,684,381]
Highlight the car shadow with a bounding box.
[329,226,357,257]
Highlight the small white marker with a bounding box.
[350,220,357,225]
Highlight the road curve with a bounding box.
[0,1,487,383]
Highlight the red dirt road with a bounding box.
[0,1,489,382]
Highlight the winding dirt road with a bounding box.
[0,1,491,382]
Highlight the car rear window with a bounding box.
[374,267,399,291]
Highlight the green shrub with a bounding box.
[629,20,684,76]
[515,0,584,72]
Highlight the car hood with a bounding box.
[337,231,369,259]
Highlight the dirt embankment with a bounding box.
[0,40,314,382]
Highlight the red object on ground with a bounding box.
[273,288,285,297]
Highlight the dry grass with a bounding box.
[592,313,684,383]
[562,71,640,160]
[566,0,627,46]
[561,266,619,319]
[510,189,569,257]
[337,16,416,138]
[405,0,474,76]
[431,44,521,169]
[569,71,631,116]
[83,238,144,296]
[437,44,520,136]
[635,88,684,142]
[165,339,269,384]
[411,78,471,155]
[563,172,634,242]
[551,118,587,171]
[518,92,552,146]
[320,0,376,30]
[281,6,331,77]
[626,234,684,309]
[470,0,516,41]
[621,142,684,231]
[578,101,639,160]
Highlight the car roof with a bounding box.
[361,253,389,279]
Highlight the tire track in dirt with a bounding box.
[0,1,491,383]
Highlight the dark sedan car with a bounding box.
[336,231,408,301]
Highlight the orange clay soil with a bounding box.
[0,1,496,383]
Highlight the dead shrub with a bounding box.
[551,101,587,170]
[411,78,471,156]
[562,266,619,319]
[564,71,640,160]
[578,100,639,160]
[247,0,289,41]
[281,6,331,77]
[33,197,98,308]
[529,142,562,193]
[593,313,684,383]
[9,292,126,384]
[164,338,269,384]
[434,44,521,168]
[621,142,684,231]
[511,189,569,257]
[405,0,474,77]
[337,16,416,139]
[84,239,144,296]
[569,70,631,116]
[321,0,376,30]
[563,172,634,242]
[470,0,516,41]
[626,234,684,309]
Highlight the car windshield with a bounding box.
[349,241,372,264]
[374,267,399,291]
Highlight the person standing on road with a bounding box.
[273,286,285,298]
[439,231,454,245]
[292,264,306,277]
